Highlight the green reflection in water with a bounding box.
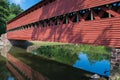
[32,44,111,65]
[0,55,16,80]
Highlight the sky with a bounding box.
[8,0,41,10]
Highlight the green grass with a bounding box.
[30,41,67,46]
[31,44,111,65]
[30,41,111,54]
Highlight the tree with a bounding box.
[9,3,23,17]
[0,0,9,35]
[7,3,24,21]
[0,0,24,35]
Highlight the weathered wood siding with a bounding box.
[7,17,120,48]
[7,0,120,30]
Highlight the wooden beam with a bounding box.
[117,7,120,13]
[83,11,90,19]
[60,17,65,24]
[101,6,120,17]
[91,10,101,20]
[78,14,85,21]
[98,10,105,17]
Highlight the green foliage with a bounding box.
[32,45,78,65]
[7,13,16,21]
[0,55,12,80]
[0,0,9,34]
[9,3,23,16]
[32,44,111,65]
[0,0,23,35]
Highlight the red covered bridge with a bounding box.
[7,0,120,48]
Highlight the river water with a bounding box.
[0,44,111,80]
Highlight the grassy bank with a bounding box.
[30,42,111,64]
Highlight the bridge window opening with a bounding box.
[40,21,44,27]
[49,19,53,26]
[43,2,47,6]
[111,4,118,12]
[101,11,109,18]
[85,13,91,21]
[35,22,39,28]
[100,6,109,18]
[23,26,25,29]
[54,18,58,25]
[45,20,49,27]
[72,14,78,22]
[93,7,101,14]
[37,22,40,27]
[49,18,53,26]
[42,21,46,27]
[51,17,56,25]
[49,0,54,3]
[65,15,69,24]
[17,27,20,30]
[19,27,21,30]
[38,22,42,27]
[22,26,25,29]
[26,25,28,29]
[24,26,27,29]
[31,23,34,28]
[118,2,120,6]
[20,27,22,30]
[43,21,47,27]
[80,10,86,17]
[33,23,37,28]
[115,2,120,13]
[55,19,60,26]
[29,24,32,28]
[68,12,78,23]
[16,27,19,30]
[60,15,66,24]
[58,16,63,25]
[19,27,22,30]
[113,3,117,7]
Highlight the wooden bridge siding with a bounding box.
[7,17,120,48]
[7,0,120,30]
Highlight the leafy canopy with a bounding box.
[0,0,24,35]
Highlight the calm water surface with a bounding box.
[0,45,110,80]
[73,52,110,77]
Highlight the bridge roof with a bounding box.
[7,0,53,24]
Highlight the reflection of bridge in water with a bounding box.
[0,46,46,80]
[6,53,46,80]
[7,0,120,48]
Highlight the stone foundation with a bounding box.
[110,49,120,80]
[0,33,12,46]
